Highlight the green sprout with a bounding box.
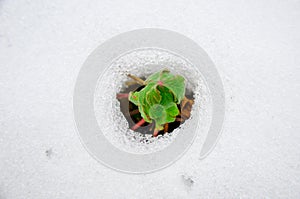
[128,69,185,136]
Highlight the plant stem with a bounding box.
[125,81,138,86]
[129,109,140,116]
[116,93,129,99]
[164,123,169,133]
[181,96,194,108]
[176,117,183,122]
[127,74,146,85]
[153,129,159,137]
[131,118,145,130]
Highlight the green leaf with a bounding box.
[146,87,161,105]
[163,75,185,103]
[165,114,176,123]
[128,91,139,106]
[145,69,164,83]
[149,104,167,131]
[138,106,151,123]
[149,104,166,121]
[145,70,185,103]
[157,86,174,106]
[165,102,180,116]
[127,69,185,130]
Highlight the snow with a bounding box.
[1,0,300,198]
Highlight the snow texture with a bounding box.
[1,0,300,198]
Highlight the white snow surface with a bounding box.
[0,0,300,198]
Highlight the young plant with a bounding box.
[128,69,185,136]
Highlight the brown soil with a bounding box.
[117,79,194,137]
